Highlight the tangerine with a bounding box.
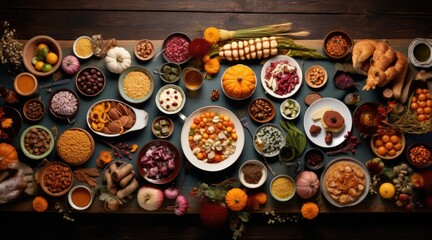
[387,149,397,157]
[384,142,394,151]
[379,182,396,199]
[34,61,44,71]
[390,135,400,144]
[46,52,58,65]
[374,139,384,147]
[377,146,387,156]
[394,142,403,151]
[381,134,390,143]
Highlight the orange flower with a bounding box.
[204,58,220,75]
[204,27,220,44]
[300,202,319,220]
[1,118,12,128]
[202,55,211,63]
[32,196,48,212]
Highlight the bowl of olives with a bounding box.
[155,63,181,83]
[75,66,106,97]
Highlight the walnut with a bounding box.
[210,89,220,101]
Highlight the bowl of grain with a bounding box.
[118,66,154,104]
[56,128,95,166]
[73,36,94,60]
[20,125,54,160]
[270,174,296,202]
[48,88,80,123]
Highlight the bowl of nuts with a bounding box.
[20,125,54,160]
[305,65,328,88]
[39,161,73,197]
[75,66,106,97]
[23,98,45,122]
[248,97,275,123]
[322,30,353,61]
[406,142,432,168]
[280,98,301,120]
[134,39,155,61]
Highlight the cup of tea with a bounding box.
[182,67,203,91]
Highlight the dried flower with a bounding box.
[326,131,361,155]
[32,196,48,212]
[1,118,12,128]
[204,57,220,75]
[203,27,220,44]
[0,21,23,69]
[300,202,319,220]
[188,38,212,59]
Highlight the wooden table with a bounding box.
[1,1,432,239]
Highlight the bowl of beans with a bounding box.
[305,65,328,88]
[248,98,275,123]
[162,32,191,65]
[134,39,155,61]
[20,125,54,160]
[118,66,154,104]
[322,30,353,60]
[75,66,106,97]
[39,161,73,197]
[304,148,325,171]
[48,89,79,122]
[23,98,45,122]
[406,142,432,168]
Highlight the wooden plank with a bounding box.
[2,0,432,14]
[1,10,431,40]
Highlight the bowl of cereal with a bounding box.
[39,161,73,197]
[155,84,186,115]
[305,65,328,88]
[76,66,106,97]
[322,30,353,61]
[48,88,79,123]
[20,125,54,160]
[118,66,154,104]
[87,99,149,137]
[56,128,95,166]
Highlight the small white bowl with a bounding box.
[238,160,267,189]
[68,185,93,210]
[155,84,186,115]
[280,98,301,120]
[73,36,94,60]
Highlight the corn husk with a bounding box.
[219,22,309,41]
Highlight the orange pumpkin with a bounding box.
[225,187,248,211]
[0,142,19,170]
[222,64,256,99]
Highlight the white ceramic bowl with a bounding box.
[238,159,267,189]
[155,84,186,115]
[253,123,286,157]
[68,185,94,210]
[280,98,301,120]
[73,36,94,59]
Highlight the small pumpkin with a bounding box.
[222,64,256,99]
[295,171,319,199]
[225,187,248,211]
[105,47,132,74]
[0,142,19,170]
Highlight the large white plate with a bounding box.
[180,106,245,172]
[260,55,302,99]
[303,98,352,148]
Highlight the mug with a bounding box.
[182,67,203,90]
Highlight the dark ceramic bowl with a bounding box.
[322,30,353,60]
[75,66,106,97]
[406,142,432,168]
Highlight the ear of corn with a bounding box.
[219,37,279,61]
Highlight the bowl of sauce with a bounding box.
[14,72,38,97]
[68,185,93,210]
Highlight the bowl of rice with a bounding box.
[118,66,154,104]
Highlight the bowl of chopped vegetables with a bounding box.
[280,98,300,120]
[136,140,182,184]
[152,116,174,138]
[322,29,353,60]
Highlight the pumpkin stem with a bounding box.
[237,76,242,82]
[116,57,123,63]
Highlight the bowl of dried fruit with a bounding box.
[23,98,45,122]
[322,30,353,61]
[248,97,275,123]
[134,39,155,61]
[39,161,73,197]
[20,125,54,160]
[305,65,328,88]
[75,66,106,97]
[406,142,432,168]
[304,148,325,171]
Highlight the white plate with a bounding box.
[303,98,352,148]
[180,106,245,172]
[260,55,302,99]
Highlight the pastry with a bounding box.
[321,110,345,133]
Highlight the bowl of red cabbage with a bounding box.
[333,71,361,90]
[162,32,191,65]
[136,140,182,184]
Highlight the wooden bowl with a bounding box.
[248,97,275,123]
[322,30,353,60]
[56,128,95,166]
[134,39,155,61]
[136,140,182,184]
[152,116,174,138]
[305,65,328,88]
[406,142,432,168]
[22,35,62,77]
[23,98,45,122]
[370,129,405,160]
[75,66,106,97]
[39,161,73,197]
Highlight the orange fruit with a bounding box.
[379,182,396,199]
[374,139,384,147]
[384,142,394,151]
[46,52,58,65]
[34,61,44,71]
[377,146,387,156]
[411,102,419,110]
[37,43,49,52]
[419,93,427,101]
[394,142,403,151]
[381,134,390,143]
[387,149,397,157]
[390,135,400,144]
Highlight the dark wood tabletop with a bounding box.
[1,1,432,239]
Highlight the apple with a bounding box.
[137,186,164,211]
[398,193,409,202]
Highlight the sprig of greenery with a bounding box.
[280,120,306,155]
